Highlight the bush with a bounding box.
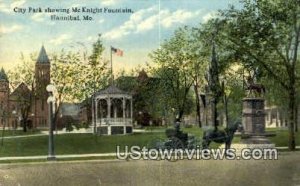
[56,116,77,131]
[183,124,193,128]
[66,124,74,132]
[78,121,90,129]
[165,128,176,138]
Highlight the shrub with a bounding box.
[165,128,176,138]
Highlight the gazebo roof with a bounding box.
[95,85,130,96]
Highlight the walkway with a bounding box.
[0,152,299,186]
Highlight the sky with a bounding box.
[0,0,241,73]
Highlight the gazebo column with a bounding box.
[92,98,95,129]
[99,99,102,125]
[130,99,133,122]
[114,99,117,118]
[123,97,126,119]
[95,99,98,125]
[107,97,111,135]
[107,97,111,118]
[123,97,126,134]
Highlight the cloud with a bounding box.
[101,0,117,6]
[0,0,26,14]
[0,24,23,34]
[11,0,26,8]
[31,13,55,25]
[103,6,202,40]
[49,34,72,45]
[160,9,202,28]
[103,6,157,39]
[70,3,81,8]
[135,13,158,33]
[0,4,10,14]
[202,11,218,23]
[31,13,45,22]
[87,36,96,41]
[98,18,105,24]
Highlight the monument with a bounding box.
[241,97,275,147]
[231,75,275,150]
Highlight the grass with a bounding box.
[0,129,41,137]
[0,132,166,157]
[268,129,300,147]
[0,126,298,158]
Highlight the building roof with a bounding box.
[95,85,130,95]
[0,68,8,82]
[9,82,31,100]
[37,46,50,64]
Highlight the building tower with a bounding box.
[0,68,9,127]
[34,46,50,128]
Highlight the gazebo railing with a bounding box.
[97,118,132,125]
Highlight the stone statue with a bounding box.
[245,74,266,97]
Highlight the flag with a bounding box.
[111,47,123,56]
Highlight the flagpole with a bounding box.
[110,46,113,85]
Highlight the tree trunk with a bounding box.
[288,88,296,150]
[1,119,6,146]
[223,94,229,128]
[212,97,218,131]
[22,119,27,132]
[178,109,184,122]
[193,85,202,128]
[295,105,298,132]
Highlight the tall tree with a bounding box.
[193,19,240,128]
[221,0,300,150]
[50,35,110,125]
[72,35,110,124]
[8,54,35,132]
[150,27,198,122]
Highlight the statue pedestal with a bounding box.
[241,98,274,146]
[220,98,275,151]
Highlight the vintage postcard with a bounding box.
[0,0,299,185]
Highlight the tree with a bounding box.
[221,0,300,150]
[51,50,83,126]
[51,35,110,125]
[220,65,245,127]
[193,19,241,128]
[72,35,110,124]
[8,35,110,129]
[150,27,196,122]
[8,54,35,132]
[189,27,210,127]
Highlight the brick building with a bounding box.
[0,46,50,129]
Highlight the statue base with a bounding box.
[219,97,276,152]
[241,134,273,144]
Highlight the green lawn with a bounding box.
[0,127,298,157]
[0,129,41,137]
[0,132,166,157]
[267,130,300,147]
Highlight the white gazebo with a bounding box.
[93,85,133,135]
